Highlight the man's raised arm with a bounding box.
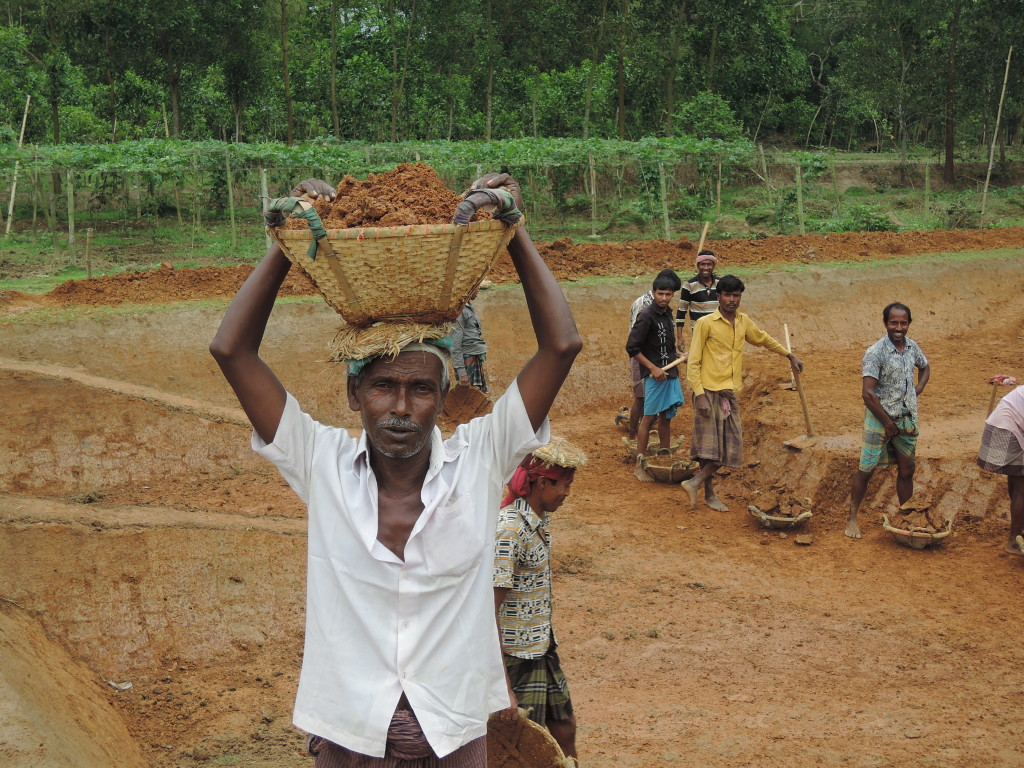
[477,176,581,430]
[210,179,335,444]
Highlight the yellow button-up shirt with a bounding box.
[687,309,789,396]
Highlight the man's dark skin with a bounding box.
[847,307,930,539]
[209,173,582,721]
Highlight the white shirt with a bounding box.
[253,380,548,758]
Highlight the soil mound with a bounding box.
[285,162,490,229]
[12,225,1024,309]
[0,600,145,768]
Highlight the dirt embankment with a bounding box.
[2,226,1022,311]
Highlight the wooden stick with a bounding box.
[658,162,671,240]
[795,164,806,236]
[588,151,597,237]
[715,154,722,219]
[988,383,999,416]
[66,170,77,265]
[758,143,772,205]
[981,46,1012,218]
[226,151,237,252]
[260,166,271,251]
[783,323,795,388]
[4,95,31,236]
[697,221,710,253]
[85,228,93,278]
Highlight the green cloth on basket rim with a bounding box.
[264,196,328,260]
[346,336,453,377]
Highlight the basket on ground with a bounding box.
[881,514,952,549]
[488,709,574,768]
[269,218,521,326]
[638,455,698,483]
[748,505,813,530]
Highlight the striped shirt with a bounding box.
[494,498,554,660]
[676,274,719,329]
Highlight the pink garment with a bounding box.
[987,385,1024,448]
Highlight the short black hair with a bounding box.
[717,274,745,293]
[652,269,681,292]
[697,249,715,259]
[883,302,912,323]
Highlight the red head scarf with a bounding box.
[501,455,576,507]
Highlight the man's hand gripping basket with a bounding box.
[268,199,521,326]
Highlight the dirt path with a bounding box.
[2,245,1023,767]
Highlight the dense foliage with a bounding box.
[2,0,1022,156]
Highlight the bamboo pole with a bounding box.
[66,170,77,265]
[85,228,93,278]
[226,151,237,252]
[981,46,1013,218]
[758,143,772,205]
[588,151,597,237]
[924,164,931,214]
[134,172,142,221]
[658,162,671,240]
[4,95,31,236]
[715,155,723,219]
[830,157,840,213]
[260,166,271,251]
[795,165,806,236]
[29,169,38,244]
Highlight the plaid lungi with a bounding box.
[859,410,918,472]
[503,645,573,726]
[690,389,743,467]
[465,355,487,393]
[307,710,486,768]
[977,423,1024,476]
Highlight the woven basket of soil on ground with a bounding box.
[881,498,952,549]
[487,709,574,768]
[269,163,520,326]
[747,494,813,529]
[637,455,698,483]
[621,434,686,459]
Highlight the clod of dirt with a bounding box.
[283,163,492,230]
[895,497,945,532]
[795,534,814,546]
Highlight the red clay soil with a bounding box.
[3,255,1024,768]
[284,162,491,229]
[4,226,1022,311]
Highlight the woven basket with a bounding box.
[269,218,520,326]
[488,709,574,768]
[881,514,952,550]
[748,505,813,530]
[638,456,698,483]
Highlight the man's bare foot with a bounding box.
[705,495,729,512]
[845,518,862,539]
[635,456,654,483]
[1003,536,1024,556]
[680,477,699,507]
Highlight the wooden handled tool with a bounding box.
[783,327,817,450]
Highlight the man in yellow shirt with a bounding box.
[682,275,803,511]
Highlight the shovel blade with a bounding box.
[784,434,819,451]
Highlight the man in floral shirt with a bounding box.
[848,302,930,538]
[493,437,587,764]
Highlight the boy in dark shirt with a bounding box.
[626,272,684,480]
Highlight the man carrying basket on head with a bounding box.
[211,173,582,768]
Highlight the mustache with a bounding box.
[375,417,423,433]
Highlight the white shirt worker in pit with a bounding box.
[209,174,582,768]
